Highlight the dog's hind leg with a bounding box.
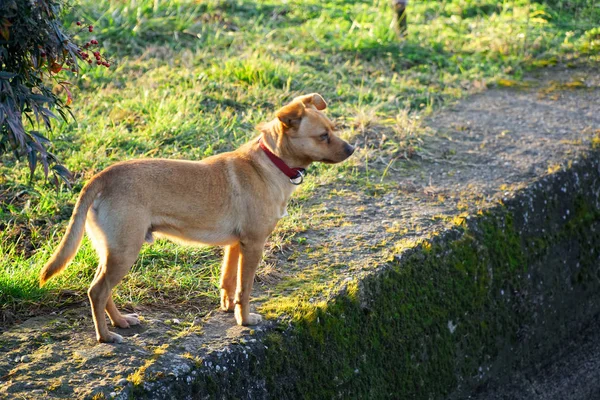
[88,216,145,343]
[220,243,240,312]
[88,244,143,343]
[86,207,142,335]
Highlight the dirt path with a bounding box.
[1,65,598,399]
[269,65,599,301]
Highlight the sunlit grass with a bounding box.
[1,0,598,324]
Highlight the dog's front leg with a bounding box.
[220,243,240,312]
[234,240,265,325]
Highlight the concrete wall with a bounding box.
[131,153,600,399]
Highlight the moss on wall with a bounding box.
[256,158,600,399]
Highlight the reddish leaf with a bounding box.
[49,62,62,74]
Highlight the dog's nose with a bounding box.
[344,143,355,156]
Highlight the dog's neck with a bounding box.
[259,120,311,170]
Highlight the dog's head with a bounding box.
[274,93,355,165]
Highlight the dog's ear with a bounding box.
[293,93,327,110]
[276,101,305,128]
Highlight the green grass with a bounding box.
[1,0,598,326]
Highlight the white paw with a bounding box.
[98,331,124,344]
[237,312,262,326]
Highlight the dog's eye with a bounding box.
[320,132,329,141]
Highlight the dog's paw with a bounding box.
[123,313,141,326]
[220,292,235,313]
[111,313,141,329]
[237,312,262,326]
[98,331,124,344]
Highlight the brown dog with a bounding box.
[39,93,354,343]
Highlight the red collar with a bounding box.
[258,138,306,185]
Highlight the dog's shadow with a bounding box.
[113,323,146,337]
[107,309,256,344]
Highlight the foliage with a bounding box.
[0,0,109,184]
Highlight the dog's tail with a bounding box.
[40,176,105,286]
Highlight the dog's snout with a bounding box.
[344,143,355,156]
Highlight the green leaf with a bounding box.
[0,72,17,79]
